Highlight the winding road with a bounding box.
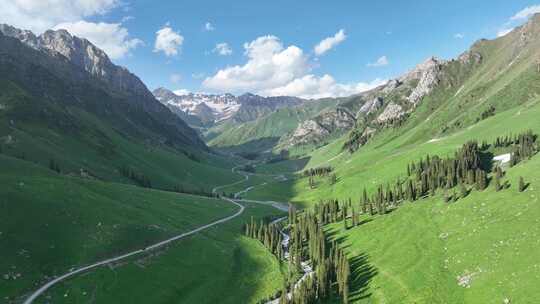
[23,164,285,304]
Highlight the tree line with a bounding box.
[119,165,152,188]
[248,204,352,304]
[303,166,334,178]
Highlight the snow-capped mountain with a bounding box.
[153,88,305,124]
[153,88,241,123]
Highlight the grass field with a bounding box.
[34,202,287,304]
[241,96,540,303]
[0,155,285,303]
[246,97,540,206]
[323,153,540,303]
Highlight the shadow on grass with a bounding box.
[349,253,378,301]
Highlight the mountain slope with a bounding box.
[239,14,540,303]
[206,97,339,154]
[0,24,205,150]
[0,25,238,193]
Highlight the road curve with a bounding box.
[23,197,244,304]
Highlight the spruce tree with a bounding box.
[519,176,526,192]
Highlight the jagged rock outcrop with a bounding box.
[285,107,355,146]
[358,97,384,115]
[458,50,482,65]
[382,79,402,93]
[402,57,447,104]
[377,102,404,122]
[288,120,330,145]
[0,24,152,101]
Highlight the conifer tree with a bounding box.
[519,176,526,192]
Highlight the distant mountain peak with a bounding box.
[153,87,304,124]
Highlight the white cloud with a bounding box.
[203,35,382,98]
[170,73,182,84]
[314,29,346,56]
[173,89,190,96]
[54,21,142,59]
[0,0,144,60]
[497,28,513,37]
[153,25,184,56]
[510,5,540,21]
[213,42,232,56]
[263,75,387,99]
[204,22,215,31]
[203,35,308,93]
[367,56,389,67]
[496,5,540,38]
[0,0,119,33]
[454,33,464,39]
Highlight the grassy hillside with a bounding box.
[0,155,236,300]
[36,202,287,304]
[0,80,241,193]
[207,98,338,154]
[0,155,286,303]
[242,100,540,303]
[324,154,540,303]
[233,21,540,302]
[245,15,540,204]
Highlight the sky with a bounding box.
[1,0,540,98]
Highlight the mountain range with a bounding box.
[153,87,304,127]
[4,10,540,304]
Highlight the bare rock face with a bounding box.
[382,79,402,93]
[286,107,355,146]
[318,107,356,130]
[458,51,482,65]
[288,120,330,145]
[404,57,447,104]
[0,24,151,100]
[0,24,38,48]
[358,97,384,116]
[377,102,404,122]
[362,126,376,137]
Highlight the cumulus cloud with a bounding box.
[170,73,182,84]
[203,35,308,93]
[367,56,389,67]
[54,21,142,59]
[497,28,513,37]
[454,33,464,39]
[510,5,540,21]
[263,75,387,99]
[496,5,540,39]
[0,0,119,33]
[213,42,232,56]
[203,35,382,98]
[204,22,215,31]
[314,29,346,56]
[153,25,184,56]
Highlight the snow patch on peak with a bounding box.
[153,88,241,122]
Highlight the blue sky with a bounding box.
[2,0,540,97]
